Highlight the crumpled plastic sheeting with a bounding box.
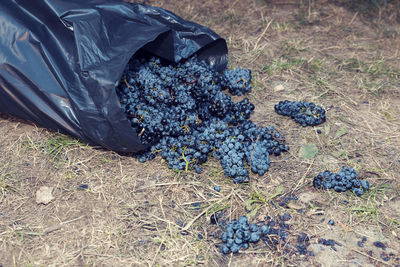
[0,0,228,152]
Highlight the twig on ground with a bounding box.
[253,20,273,51]
[180,192,232,232]
[348,246,393,266]
[15,215,85,236]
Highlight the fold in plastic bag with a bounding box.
[0,0,228,152]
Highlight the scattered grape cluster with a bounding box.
[313,167,370,196]
[220,214,313,255]
[274,100,326,127]
[220,216,260,254]
[117,56,289,183]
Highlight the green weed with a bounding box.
[359,78,387,95]
[271,21,293,32]
[279,40,309,58]
[349,204,378,219]
[43,134,85,161]
[349,185,391,221]
[313,75,330,89]
[340,57,400,79]
[262,57,306,74]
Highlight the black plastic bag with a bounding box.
[0,0,228,152]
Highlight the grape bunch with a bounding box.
[220,68,252,96]
[220,214,313,255]
[313,167,370,196]
[116,56,289,183]
[220,216,260,254]
[274,100,326,127]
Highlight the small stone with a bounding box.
[273,84,285,92]
[35,186,54,205]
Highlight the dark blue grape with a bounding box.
[234,237,243,245]
[221,244,230,254]
[260,225,268,235]
[243,231,251,241]
[221,232,228,243]
[296,244,307,255]
[274,100,326,127]
[250,232,260,243]
[238,216,248,225]
[226,238,234,248]
[230,244,240,253]
[249,223,258,232]
[373,241,386,250]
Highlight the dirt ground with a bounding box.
[1,0,400,266]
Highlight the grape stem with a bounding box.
[138,128,145,137]
[181,151,190,172]
[123,79,130,89]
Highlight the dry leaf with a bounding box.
[36,186,54,205]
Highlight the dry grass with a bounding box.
[1,0,400,266]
